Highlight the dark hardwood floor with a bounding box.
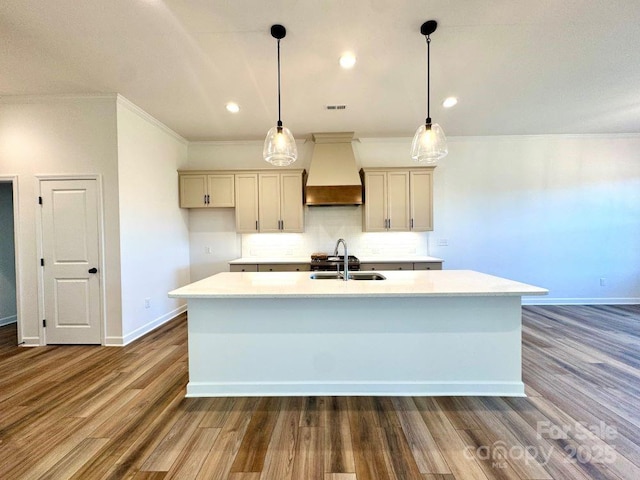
[0,305,638,479]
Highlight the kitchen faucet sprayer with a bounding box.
[333,238,349,281]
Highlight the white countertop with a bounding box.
[229,256,311,264]
[228,255,443,264]
[169,270,547,299]
[358,256,443,263]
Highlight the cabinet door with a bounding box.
[410,171,433,231]
[363,171,387,232]
[413,262,441,270]
[230,264,258,272]
[207,174,235,207]
[361,262,412,271]
[235,173,259,233]
[387,171,410,231]
[258,263,310,272]
[280,173,304,232]
[258,173,281,232]
[179,175,208,208]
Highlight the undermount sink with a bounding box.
[310,272,344,280]
[348,272,386,281]
[309,272,386,281]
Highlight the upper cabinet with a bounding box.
[179,173,235,208]
[234,173,260,232]
[361,167,434,232]
[409,170,433,231]
[235,170,305,233]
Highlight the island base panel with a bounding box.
[186,296,525,397]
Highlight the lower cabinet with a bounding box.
[413,262,442,271]
[230,263,310,272]
[361,262,411,271]
[229,264,259,272]
[360,262,442,271]
[258,264,311,272]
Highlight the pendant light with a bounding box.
[263,24,298,166]
[410,20,448,165]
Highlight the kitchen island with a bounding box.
[169,270,547,397]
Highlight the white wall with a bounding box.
[115,98,190,344]
[187,134,640,303]
[425,135,640,304]
[0,95,122,344]
[0,182,17,326]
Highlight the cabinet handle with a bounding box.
[411,218,414,229]
[255,220,259,231]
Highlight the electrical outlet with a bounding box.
[599,278,607,287]
[205,246,212,254]
[437,239,449,247]
[144,298,151,309]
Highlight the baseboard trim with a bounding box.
[522,297,640,306]
[0,315,17,327]
[105,304,187,346]
[20,336,41,347]
[185,381,526,398]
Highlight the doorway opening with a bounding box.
[0,179,18,344]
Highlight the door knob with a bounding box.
[88,267,98,274]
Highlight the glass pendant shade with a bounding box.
[410,123,448,165]
[412,19,447,165]
[263,125,297,167]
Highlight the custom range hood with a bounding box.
[305,132,363,205]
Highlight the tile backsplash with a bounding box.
[242,206,430,258]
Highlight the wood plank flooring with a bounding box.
[0,305,639,479]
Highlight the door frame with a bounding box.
[0,175,22,344]
[36,174,107,345]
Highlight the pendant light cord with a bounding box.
[426,35,431,125]
[277,38,283,128]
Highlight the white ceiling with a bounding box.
[2,0,639,141]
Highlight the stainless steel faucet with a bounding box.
[333,238,348,281]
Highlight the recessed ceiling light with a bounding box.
[442,97,458,108]
[225,102,240,113]
[339,53,356,69]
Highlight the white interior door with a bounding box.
[40,179,102,344]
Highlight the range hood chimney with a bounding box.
[305,132,363,205]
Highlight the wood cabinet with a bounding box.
[229,264,259,272]
[236,170,304,233]
[257,263,310,272]
[360,262,442,271]
[230,263,310,272]
[234,173,259,232]
[361,167,434,232]
[409,170,433,231]
[179,173,235,208]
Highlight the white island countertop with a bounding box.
[169,270,547,299]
